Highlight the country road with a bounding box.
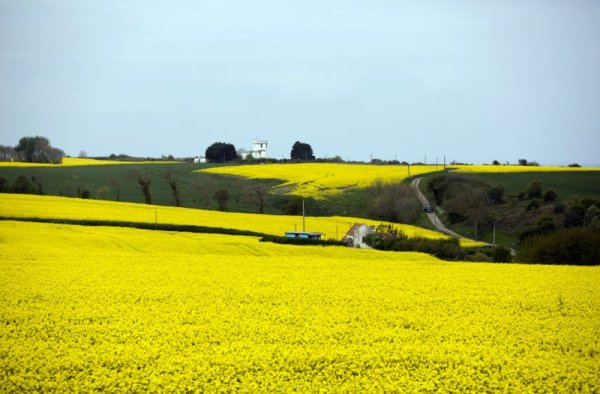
[410,177,468,239]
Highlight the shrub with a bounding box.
[13,175,36,194]
[488,184,504,205]
[543,189,557,203]
[80,189,90,199]
[526,199,541,211]
[563,205,585,228]
[0,176,8,193]
[492,246,512,263]
[526,180,543,199]
[554,203,566,214]
[518,227,600,265]
[519,217,555,242]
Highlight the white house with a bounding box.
[342,223,375,248]
[238,139,268,159]
[193,156,207,164]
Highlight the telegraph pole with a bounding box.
[302,199,305,232]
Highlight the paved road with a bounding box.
[410,177,518,254]
[410,177,467,239]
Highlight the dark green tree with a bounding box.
[290,141,315,160]
[0,176,8,192]
[15,136,64,164]
[488,184,504,205]
[13,175,36,194]
[205,142,237,163]
[214,189,231,211]
[526,180,543,199]
[543,189,558,203]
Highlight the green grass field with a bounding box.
[0,162,284,214]
[476,171,600,200]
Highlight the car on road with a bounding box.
[424,206,434,213]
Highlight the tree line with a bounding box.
[0,136,65,164]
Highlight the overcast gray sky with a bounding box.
[1,0,599,165]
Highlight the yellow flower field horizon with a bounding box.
[0,157,182,167]
[0,193,484,247]
[1,220,598,392]
[200,163,442,198]
[200,162,600,199]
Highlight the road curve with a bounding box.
[410,177,467,239]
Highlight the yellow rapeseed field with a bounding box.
[0,194,483,246]
[0,157,181,167]
[200,163,442,198]
[200,163,600,199]
[1,220,598,392]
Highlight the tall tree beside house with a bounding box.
[290,141,315,160]
[205,142,237,163]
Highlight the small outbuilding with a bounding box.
[284,231,324,240]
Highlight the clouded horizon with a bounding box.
[1,0,599,165]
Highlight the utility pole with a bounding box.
[436,157,438,171]
[425,154,427,165]
[407,163,411,177]
[302,199,305,232]
[444,155,446,169]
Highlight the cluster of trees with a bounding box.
[364,224,512,262]
[519,227,600,266]
[428,173,599,265]
[203,141,317,163]
[517,159,540,166]
[428,173,502,238]
[0,175,43,195]
[0,136,65,164]
[366,180,420,223]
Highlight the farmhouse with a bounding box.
[342,223,375,248]
[238,139,268,160]
[193,156,207,164]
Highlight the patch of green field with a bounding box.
[477,171,600,199]
[0,163,284,214]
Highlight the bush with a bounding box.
[80,189,90,199]
[367,183,420,223]
[568,163,581,167]
[364,225,464,260]
[492,246,512,263]
[563,205,585,228]
[13,175,36,194]
[554,203,566,214]
[519,217,555,242]
[543,189,557,203]
[526,199,541,211]
[488,184,504,205]
[526,180,543,199]
[0,177,8,193]
[518,227,600,265]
